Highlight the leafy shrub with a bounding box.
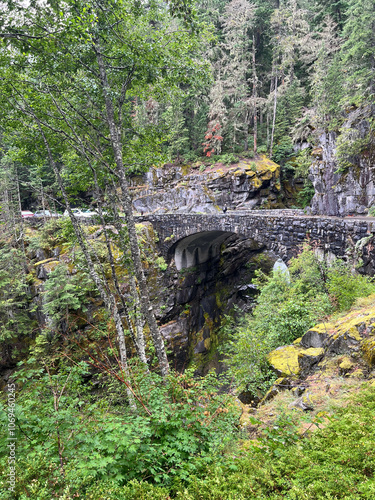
[327,262,375,311]
[224,242,375,395]
[271,137,294,164]
[43,263,93,327]
[0,363,240,498]
[173,384,375,500]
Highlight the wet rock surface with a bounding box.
[309,106,375,216]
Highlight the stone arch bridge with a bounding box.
[136,210,375,271]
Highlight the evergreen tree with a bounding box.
[340,0,375,106]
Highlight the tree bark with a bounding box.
[34,118,136,409]
[252,34,258,154]
[270,73,278,157]
[95,43,169,378]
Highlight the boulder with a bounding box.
[131,156,281,214]
[268,345,303,377]
[338,356,355,376]
[300,324,332,348]
[298,348,325,376]
[288,392,314,412]
[362,338,375,366]
[268,345,325,378]
[260,377,293,404]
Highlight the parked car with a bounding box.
[34,210,62,218]
[63,208,97,218]
[21,210,35,218]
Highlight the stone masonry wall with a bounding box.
[137,212,375,264]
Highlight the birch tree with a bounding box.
[0,0,208,379]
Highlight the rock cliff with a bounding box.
[130,155,281,214]
[309,106,375,216]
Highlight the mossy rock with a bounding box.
[303,306,375,358]
[269,345,325,378]
[362,338,375,366]
[338,356,355,375]
[298,348,325,376]
[268,345,303,377]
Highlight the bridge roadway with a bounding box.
[135,209,375,270]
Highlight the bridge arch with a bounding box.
[170,231,237,270]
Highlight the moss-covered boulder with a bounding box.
[300,323,333,348]
[268,345,325,378]
[362,338,375,366]
[131,155,282,214]
[338,356,355,376]
[301,305,375,365]
[268,345,303,377]
[35,259,60,279]
[298,348,325,376]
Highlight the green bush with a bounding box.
[173,384,375,500]
[0,363,240,498]
[224,242,375,395]
[327,262,375,311]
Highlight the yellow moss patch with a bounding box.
[251,177,262,189]
[180,164,191,176]
[42,261,60,273]
[34,257,58,267]
[362,338,375,366]
[204,337,211,350]
[299,347,324,359]
[307,322,337,335]
[339,356,354,371]
[268,345,303,376]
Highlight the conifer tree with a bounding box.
[340,0,375,106]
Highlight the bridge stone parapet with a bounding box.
[135,211,375,268]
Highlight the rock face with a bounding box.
[264,299,375,405]
[267,345,324,377]
[155,235,275,373]
[309,107,375,216]
[131,155,281,214]
[268,300,375,387]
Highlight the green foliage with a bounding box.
[271,137,294,165]
[43,263,92,327]
[171,384,375,500]
[224,241,375,395]
[0,363,240,498]
[297,179,315,208]
[0,245,35,365]
[340,0,375,106]
[327,262,375,311]
[155,256,168,271]
[220,153,238,165]
[335,125,373,172]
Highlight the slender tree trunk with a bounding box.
[270,73,278,157]
[252,34,258,155]
[92,174,148,365]
[40,178,46,223]
[33,121,136,408]
[95,43,169,378]
[109,190,147,365]
[117,171,169,377]
[14,167,26,260]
